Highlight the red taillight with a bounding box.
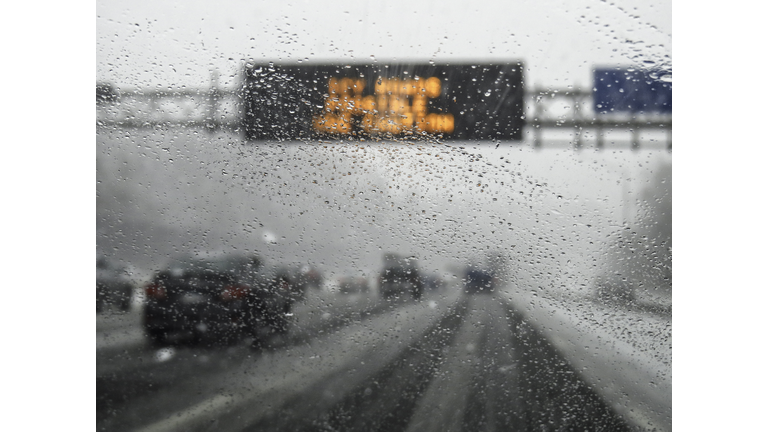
[221,284,248,300]
[145,283,167,300]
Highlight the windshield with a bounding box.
[96,1,672,431]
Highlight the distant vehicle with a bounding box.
[96,83,119,104]
[463,268,495,294]
[96,256,133,313]
[268,268,302,320]
[279,266,319,301]
[142,255,295,346]
[379,254,423,300]
[338,277,370,295]
[295,265,324,291]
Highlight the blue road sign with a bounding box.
[593,68,671,114]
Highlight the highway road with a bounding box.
[96,284,670,432]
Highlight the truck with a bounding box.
[378,253,423,300]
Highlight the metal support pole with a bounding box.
[533,91,542,149]
[148,94,157,127]
[596,126,603,150]
[631,128,639,151]
[667,128,672,152]
[573,94,582,150]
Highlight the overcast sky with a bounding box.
[97,0,671,90]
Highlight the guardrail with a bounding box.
[96,87,241,131]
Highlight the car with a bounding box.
[277,266,311,302]
[262,268,301,331]
[142,255,295,346]
[96,82,119,104]
[96,256,134,313]
[293,265,324,292]
[463,268,495,294]
[379,254,423,300]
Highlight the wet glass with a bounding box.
[96,1,672,431]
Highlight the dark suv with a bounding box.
[379,263,423,300]
[142,255,296,346]
[463,268,496,294]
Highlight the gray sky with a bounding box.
[97,0,671,90]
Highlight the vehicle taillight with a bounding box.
[221,284,248,300]
[145,283,167,300]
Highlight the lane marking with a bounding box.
[138,394,235,432]
[405,301,486,432]
[96,328,146,351]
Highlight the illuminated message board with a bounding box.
[242,63,524,141]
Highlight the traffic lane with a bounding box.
[238,292,630,432]
[97,308,142,331]
[469,295,524,430]
[287,288,456,344]
[285,289,391,344]
[98,344,257,431]
[500,287,671,431]
[404,296,489,432]
[118,294,484,432]
[406,294,528,432]
[127,291,462,432]
[99,289,634,432]
[96,327,146,354]
[245,295,469,432]
[96,308,144,348]
[97,290,459,431]
[408,293,630,432]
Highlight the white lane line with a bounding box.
[97,310,146,352]
[137,394,235,432]
[96,327,146,351]
[405,303,485,432]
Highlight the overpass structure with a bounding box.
[96,83,671,151]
